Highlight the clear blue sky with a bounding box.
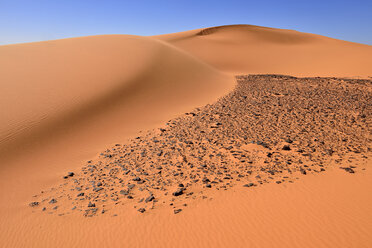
[0,0,371,45]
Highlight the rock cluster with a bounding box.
[29,75,371,216]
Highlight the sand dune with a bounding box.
[0,34,233,247]
[154,24,372,77]
[0,34,233,163]
[0,25,371,248]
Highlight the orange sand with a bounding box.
[0,25,371,248]
[154,25,372,78]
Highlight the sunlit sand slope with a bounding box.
[154,24,372,77]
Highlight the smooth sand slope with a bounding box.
[0,25,371,248]
[0,34,233,163]
[154,24,372,77]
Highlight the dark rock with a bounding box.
[49,199,57,204]
[282,145,291,151]
[29,201,39,207]
[77,192,85,197]
[243,183,255,187]
[138,208,146,213]
[174,209,182,214]
[120,190,129,195]
[94,187,104,192]
[267,170,275,175]
[173,188,184,196]
[285,138,293,144]
[202,177,210,183]
[300,168,307,175]
[64,172,74,179]
[145,195,155,203]
[88,202,96,207]
[340,167,355,173]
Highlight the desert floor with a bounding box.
[0,25,371,248]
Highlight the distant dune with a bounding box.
[0,25,371,248]
[154,24,372,77]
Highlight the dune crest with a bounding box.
[154,24,372,77]
[0,35,233,165]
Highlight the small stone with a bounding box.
[174,209,182,214]
[49,199,57,204]
[29,201,39,207]
[282,145,291,151]
[340,167,355,173]
[243,183,255,187]
[120,190,129,195]
[202,177,210,183]
[173,188,184,196]
[94,187,104,192]
[138,208,146,213]
[88,202,96,207]
[64,172,74,179]
[145,195,155,203]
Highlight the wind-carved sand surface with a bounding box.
[154,25,372,77]
[0,25,371,247]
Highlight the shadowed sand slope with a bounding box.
[0,35,233,165]
[154,24,372,77]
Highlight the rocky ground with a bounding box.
[29,75,371,216]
